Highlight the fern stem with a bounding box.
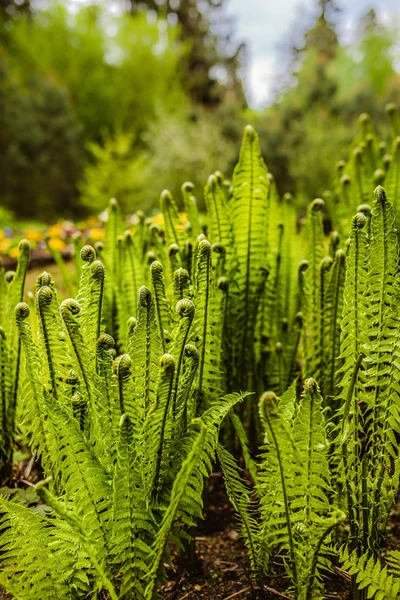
[152,354,175,501]
[305,517,344,600]
[151,261,170,353]
[341,354,363,557]
[195,240,211,405]
[61,299,92,402]
[361,454,369,554]
[371,187,390,449]
[37,286,58,399]
[319,256,333,387]
[327,250,345,396]
[260,396,299,594]
[172,299,194,420]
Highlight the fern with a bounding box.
[340,547,400,600]
[230,125,269,390]
[130,286,162,416]
[0,240,30,479]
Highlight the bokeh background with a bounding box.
[1,0,400,224]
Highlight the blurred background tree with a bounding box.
[1,0,400,219]
[120,0,246,107]
[250,0,400,205]
[0,0,245,218]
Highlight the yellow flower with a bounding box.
[48,238,66,251]
[178,212,188,224]
[152,213,164,225]
[25,229,43,242]
[89,228,104,241]
[47,224,63,238]
[0,239,11,253]
[86,216,100,228]
[0,230,4,242]
[8,246,20,259]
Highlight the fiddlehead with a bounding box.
[176,343,199,433]
[168,243,181,278]
[173,267,191,303]
[170,299,195,421]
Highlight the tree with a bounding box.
[120,0,246,107]
[0,56,84,218]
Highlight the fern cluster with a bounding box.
[0,257,245,599]
[3,108,400,598]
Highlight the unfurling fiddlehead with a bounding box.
[171,299,195,420]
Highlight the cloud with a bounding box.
[248,57,276,108]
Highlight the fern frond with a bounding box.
[144,421,207,600]
[37,484,118,600]
[150,260,172,353]
[175,343,199,433]
[182,181,202,239]
[231,125,269,389]
[130,286,162,416]
[109,414,155,599]
[304,199,325,378]
[160,189,185,255]
[170,298,195,420]
[340,547,400,600]
[0,497,72,600]
[204,173,233,264]
[292,379,331,524]
[144,353,176,502]
[217,443,259,576]
[323,249,346,398]
[192,238,221,410]
[365,186,398,447]
[43,391,111,557]
[173,267,191,302]
[15,303,57,475]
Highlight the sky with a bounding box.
[227,0,400,107]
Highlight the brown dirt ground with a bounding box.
[163,474,352,600]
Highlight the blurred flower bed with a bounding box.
[0,215,104,262]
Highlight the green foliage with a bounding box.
[220,380,343,599]
[0,54,84,218]
[0,240,30,480]
[340,547,400,600]
[5,117,400,600]
[2,255,245,598]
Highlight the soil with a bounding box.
[0,248,71,272]
[163,474,352,600]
